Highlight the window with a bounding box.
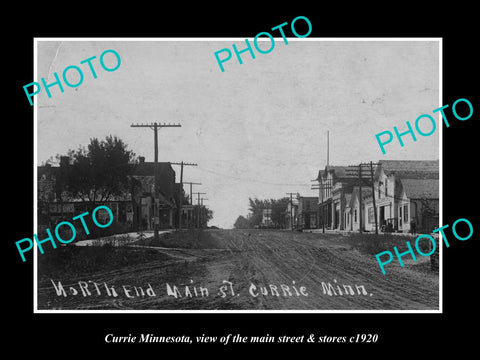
[354,209,357,222]
[399,206,403,226]
[385,180,388,197]
[404,204,409,222]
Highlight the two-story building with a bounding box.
[297,196,318,230]
[37,156,177,234]
[316,165,362,230]
[130,157,177,230]
[316,165,340,230]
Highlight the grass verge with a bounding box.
[132,229,225,249]
[37,244,169,278]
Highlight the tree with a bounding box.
[56,135,136,211]
[194,205,213,228]
[248,197,267,227]
[270,197,289,228]
[233,215,250,229]
[244,197,289,229]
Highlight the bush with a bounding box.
[132,229,224,249]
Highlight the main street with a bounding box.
[37,229,439,311]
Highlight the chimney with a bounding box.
[139,156,145,163]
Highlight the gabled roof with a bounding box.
[375,160,439,182]
[392,171,438,180]
[326,165,349,178]
[350,187,373,206]
[316,165,353,181]
[400,178,439,199]
[379,160,438,175]
[344,193,352,207]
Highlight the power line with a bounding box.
[193,192,206,228]
[286,192,297,231]
[197,166,313,186]
[182,182,202,229]
[311,178,333,233]
[170,161,198,230]
[130,122,181,240]
[183,182,202,205]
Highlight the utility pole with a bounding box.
[326,130,330,167]
[311,178,332,233]
[354,161,380,235]
[359,162,380,235]
[346,162,380,234]
[184,181,201,228]
[193,192,206,229]
[286,192,297,231]
[184,182,202,205]
[130,122,181,241]
[200,198,209,229]
[369,161,379,235]
[359,164,363,233]
[170,162,197,230]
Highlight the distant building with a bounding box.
[297,196,318,230]
[262,208,272,227]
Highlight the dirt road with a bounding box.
[37,229,439,311]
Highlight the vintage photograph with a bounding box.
[35,39,441,311]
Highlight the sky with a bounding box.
[36,39,440,229]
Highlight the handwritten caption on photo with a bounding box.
[49,278,373,299]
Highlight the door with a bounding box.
[334,203,340,229]
[380,206,385,226]
[304,213,311,229]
